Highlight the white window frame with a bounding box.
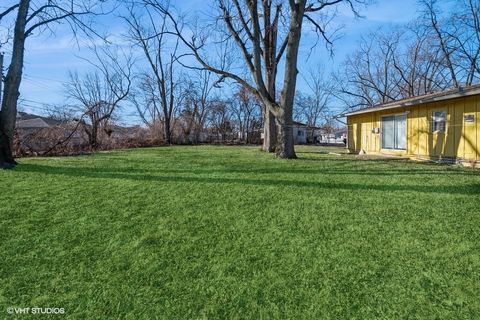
[431,110,446,133]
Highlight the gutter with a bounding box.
[339,85,480,118]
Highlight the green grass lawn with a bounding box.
[1,145,480,319]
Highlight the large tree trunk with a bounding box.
[261,0,278,153]
[0,132,16,168]
[90,124,98,150]
[164,118,172,145]
[276,0,306,159]
[275,108,296,158]
[0,0,30,169]
[309,126,315,144]
[262,108,276,152]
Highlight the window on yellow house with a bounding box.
[432,111,446,133]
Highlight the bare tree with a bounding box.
[0,0,110,168]
[448,0,480,85]
[420,0,460,87]
[142,0,367,158]
[295,67,331,142]
[125,2,183,144]
[66,46,133,150]
[208,98,234,142]
[336,25,451,112]
[178,70,216,144]
[335,32,397,110]
[295,0,479,117]
[393,23,448,96]
[130,74,163,128]
[229,86,262,142]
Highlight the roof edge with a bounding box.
[342,84,480,117]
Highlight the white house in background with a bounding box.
[333,128,348,141]
[292,121,307,144]
[260,121,320,144]
[318,127,348,144]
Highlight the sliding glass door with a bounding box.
[382,116,395,149]
[382,114,406,150]
[395,114,407,149]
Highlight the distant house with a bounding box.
[333,128,348,144]
[306,127,325,144]
[16,112,63,131]
[344,85,480,164]
[333,127,347,139]
[259,121,321,144]
[109,125,144,139]
[292,121,307,144]
[15,112,83,154]
[315,128,347,144]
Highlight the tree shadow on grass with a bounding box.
[17,163,480,196]
[29,158,475,177]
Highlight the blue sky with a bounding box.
[15,0,421,124]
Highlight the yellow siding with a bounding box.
[444,102,455,157]
[477,96,480,160]
[361,117,368,151]
[366,113,374,152]
[433,102,447,157]
[454,98,465,158]
[418,105,428,157]
[373,113,380,151]
[409,106,419,156]
[464,97,476,159]
[428,103,436,157]
[347,95,480,162]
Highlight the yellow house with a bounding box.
[345,85,480,164]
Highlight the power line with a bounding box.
[18,104,53,112]
[24,74,66,84]
[19,101,142,122]
[19,98,50,105]
[23,78,60,90]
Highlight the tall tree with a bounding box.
[447,0,480,85]
[295,68,331,142]
[66,46,133,150]
[230,86,262,142]
[420,0,460,87]
[0,0,109,168]
[208,98,234,142]
[178,71,216,144]
[143,0,366,158]
[125,2,183,144]
[336,26,450,111]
